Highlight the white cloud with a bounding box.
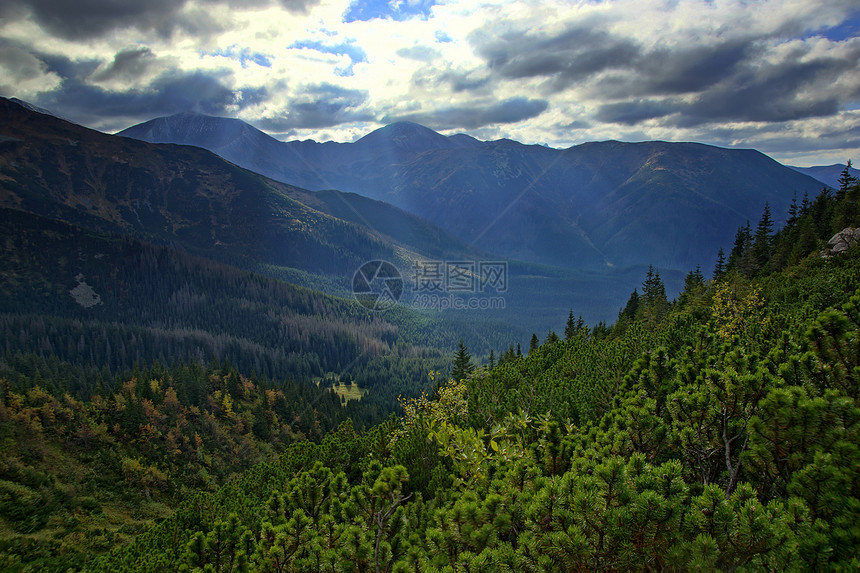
[0,42,62,97]
[0,0,858,164]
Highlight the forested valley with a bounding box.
[0,168,858,570]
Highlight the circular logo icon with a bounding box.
[353,260,403,311]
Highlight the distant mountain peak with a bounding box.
[125,112,248,131]
[118,112,280,150]
[447,133,482,147]
[168,110,207,117]
[376,121,437,134]
[356,121,455,152]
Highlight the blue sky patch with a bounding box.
[289,40,368,65]
[804,10,860,42]
[289,39,368,76]
[435,30,453,43]
[344,0,437,23]
[209,46,272,68]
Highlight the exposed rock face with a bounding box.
[821,228,860,257]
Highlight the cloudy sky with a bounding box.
[1,0,858,166]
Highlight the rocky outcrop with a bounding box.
[821,227,860,257]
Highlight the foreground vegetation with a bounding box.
[1,174,859,570]
[73,246,858,571]
[78,180,859,571]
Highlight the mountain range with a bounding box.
[1,97,845,331]
[120,114,826,273]
[0,97,634,335]
[0,99,481,281]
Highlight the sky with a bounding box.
[1,0,859,166]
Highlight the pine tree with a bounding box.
[800,192,811,215]
[641,265,668,322]
[833,160,859,231]
[679,266,705,307]
[713,248,727,282]
[642,265,662,303]
[497,346,510,365]
[451,341,474,381]
[836,160,857,200]
[488,350,495,369]
[787,193,799,228]
[791,217,820,264]
[752,203,774,272]
[809,187,835,237]
[564,310,577,339]
[727,222,751,272]
[621,289,640,321]
[529,333,540,354]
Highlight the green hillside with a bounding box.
[0,176,852,571]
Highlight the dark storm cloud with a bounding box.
[0,40,53,86]
[474,24,756,98]
[472,25,639,91]
[586,42,753,104]
[680,53,857,125]
[34,65,243,127]
[473,15,859,128]
[147,72,239,114]
[1,0,320,40]
[597,44,860,127]
[383,97,548,130]
[1,0,185,40]
[705,122,860,155]
[632,41,752,96]
[253,83,373,130]
[560,119,592,130]
[39,52,102,80]
[90,47,158,82]
[596,99,677,125]
[597,46,856,127]
[411,66,490,93]
[275,0,323,14]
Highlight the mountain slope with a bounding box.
[0,98,478,279]
[0,207,513,404]
[120,114,825,273]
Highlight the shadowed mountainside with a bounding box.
[121,114,825,273]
